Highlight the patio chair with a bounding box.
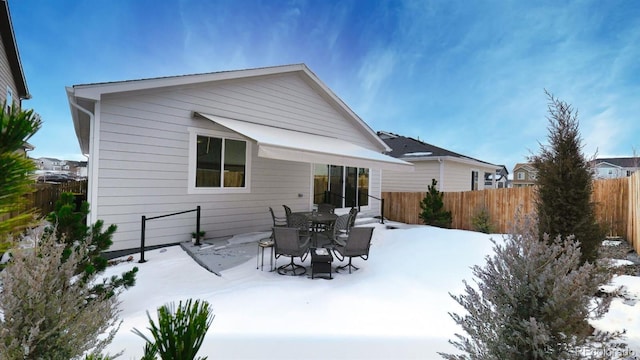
[273,227,311,276]
[317,213,351,248]
[317,203,335,214]
[286,212,312,237]
[282,204,292,218]
[348,207,358,228]
[269,207,287,228]
[333,227,374,274]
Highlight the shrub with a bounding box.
[0,226,122,359]
[439,216,622,360]
[133,299,215,360]
[471,207,493,234]
[419,178,452,228]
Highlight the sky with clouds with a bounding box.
[9,0,640,173]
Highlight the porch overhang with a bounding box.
[194,112,413,172]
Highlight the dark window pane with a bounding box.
[345,167,357,208]
[314,164,329,205]
[329,165,344,208]
[224,139,246,187]
[196,136,222,187]
[358,168,369,206]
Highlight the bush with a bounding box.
[471,207,493,234]
[419,178,452,228]
[133,299,215,360]
[0,226,122,359]
[440,216,622,360]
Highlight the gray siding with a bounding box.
[0,31,18,106]
[94,72,383,251]
[382,159,496,192]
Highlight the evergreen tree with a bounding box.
[530,91,603,264]
[440,216,622,360]
[419,178,452,228]
[46,192,137,296]
[0,103,42,247]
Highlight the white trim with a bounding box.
[187,127,252,194]
[89,102,100,224]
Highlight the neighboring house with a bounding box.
[378,131,500,192]
[66,160,88,178]
[0,0,30,108]
[36,157,68,172]
[512,163,537,187]
[590,157,640,179]
[484,165,509,189]
[67,64,413,252]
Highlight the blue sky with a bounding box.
[10,0,640,173]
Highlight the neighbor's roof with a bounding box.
[0,0,29,99]
[592,157,640,168]
[377,131,499,168]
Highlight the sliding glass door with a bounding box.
[313,164,369,209]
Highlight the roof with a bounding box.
[513,162,536,172]
[68,64,391,155]
[0,0,29,99]
[377,131,499,168]
[592,157,640,168]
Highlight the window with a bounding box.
[189,128,250,193]
[313,164,369,209]
[471,170,479,191]
[5,87,12,113]
[517,172,525,180]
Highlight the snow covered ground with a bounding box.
[101,223,640,359]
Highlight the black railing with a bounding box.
[139,206,201,263]
[316,191,385,224]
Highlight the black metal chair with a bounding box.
[273,227,311,276]
[269,207,287,228]
[317,203,336,214]
[333,227,374,273]
[257,207,288,271]
[286,212,311,237]
[348,207,358,228]
[282,204,292,218]
[317,213,351,248]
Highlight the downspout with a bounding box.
[68,97,98,225]
[438,157,444,192]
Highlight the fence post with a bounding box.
[195,205,202,246]
[139,215,147,263]
[380,198,385,224]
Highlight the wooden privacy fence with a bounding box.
[29,180,88,216]
[383,173,640,254]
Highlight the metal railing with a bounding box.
[139,205,201,263]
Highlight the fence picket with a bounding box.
[383,176,640,254]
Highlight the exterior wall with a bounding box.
[93,72,384,251]
[381,159,496,192]
[0,30,17,106]
[381,161,439,192]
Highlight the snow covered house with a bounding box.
[378,131,500,192]
[67,64,412,252]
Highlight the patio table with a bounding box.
[299,211,337,247]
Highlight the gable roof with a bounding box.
[513,162,536,172]
[377,131,499,169]
[592,157,640,168]
[67,64,390,155]
[0,0,29,100]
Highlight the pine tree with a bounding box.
[530,91,603,264]
[419,178,452,228]
[0,103,42,248]
[46,192,137,296]
[440,216,622,360]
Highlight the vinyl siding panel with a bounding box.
[0,31,18,106]
[93,72,384,251]
[381,161,439,192]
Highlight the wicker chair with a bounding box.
[333,227,374,273]
[273,227,311,275]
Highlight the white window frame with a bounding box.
[517,171,525,180]
[187,127,251,194]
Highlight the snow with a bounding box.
[100,223,640,359]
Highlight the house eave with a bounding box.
[400,155,500,169]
